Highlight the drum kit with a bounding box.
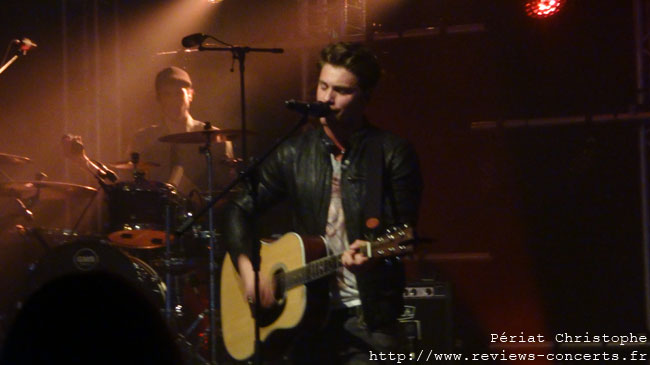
[0,129,245,363]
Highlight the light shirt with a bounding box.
[325,154,361,308]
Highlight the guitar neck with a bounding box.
[280,225,414,290]
[282,253,343,291]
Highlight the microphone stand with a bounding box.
[0,40,34,76]
[0,54,20,76]
[181,41,283,365]
[196,44,283,165]
[174,114,309,364]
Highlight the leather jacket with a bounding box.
[222,123,422,329]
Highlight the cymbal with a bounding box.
[158,129,257,144]
[0,153,31,165]
[110,161,160,170]
[0,181,97,201]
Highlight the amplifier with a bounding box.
[400,280,453,355]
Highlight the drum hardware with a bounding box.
[85,158,118,183]
[110,159,160,173]
[160,124,227,364]
[0,181,97,202]
[18,227,108,253]
[105,179,185,249]
[71,189,99,233]
[127,152,146,181]
[184,308,209,337]
[0,176,97,234]
[176,331,210,365]
[0,152,31,166]
[0,199,34,230]
[163,35,282,364]
[163,109,310,365]
[149,254,198,275]
[161,206,217,365]
[20,226,53,252]
[0,157,34,224]
[158,129,257,144]
[110,160,160,170]
[18,238,166,310]
[165,204,174,324]
[192,228,220,240]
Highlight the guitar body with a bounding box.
[220,233,329,361]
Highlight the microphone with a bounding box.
[14,38,37,55]
[285,99,332,117]
[181,33,208,48]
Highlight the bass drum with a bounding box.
[0,227,97,326]
[21,238,166,310]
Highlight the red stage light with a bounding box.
[525,0,564,18]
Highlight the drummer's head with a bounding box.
[155,66,194,123]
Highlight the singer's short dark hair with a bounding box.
[318,42,381,98]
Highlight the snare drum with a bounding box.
[24,238,165,308]
[106,180,185,249]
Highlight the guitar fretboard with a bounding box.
[276,225,412,291]
[281,252,343,290]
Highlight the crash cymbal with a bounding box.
[158,129,257,144]
[110,161,160,170]
[0,153,31,165]
[0,181,97,201]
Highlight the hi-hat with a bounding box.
[0,181,97,201]
[0,153,31,165]
[110,161,160,171]
[158,129,257,144]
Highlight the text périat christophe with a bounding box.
[491,332,648,346]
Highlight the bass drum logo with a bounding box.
[72,248,100,271]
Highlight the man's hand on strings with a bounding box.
[237,255,276,309]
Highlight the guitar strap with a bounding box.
[364,134,384,236]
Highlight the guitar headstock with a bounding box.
[369,224,415,258]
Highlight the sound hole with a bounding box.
[273,268,286,302]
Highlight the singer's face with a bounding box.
[157,83,193,123]
[316,64,365,131]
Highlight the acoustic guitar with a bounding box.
[220,225,414,361]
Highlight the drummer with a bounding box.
[128,66,235,195]
[62,66,234,192]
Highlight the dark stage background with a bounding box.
[0,0,646,354]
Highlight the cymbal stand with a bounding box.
[165,204,174,324]
[162,167,206,363]
[0,168,34,224]
[198,123,219,365]
[176,37,283,365]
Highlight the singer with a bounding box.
[221,42,422,364]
